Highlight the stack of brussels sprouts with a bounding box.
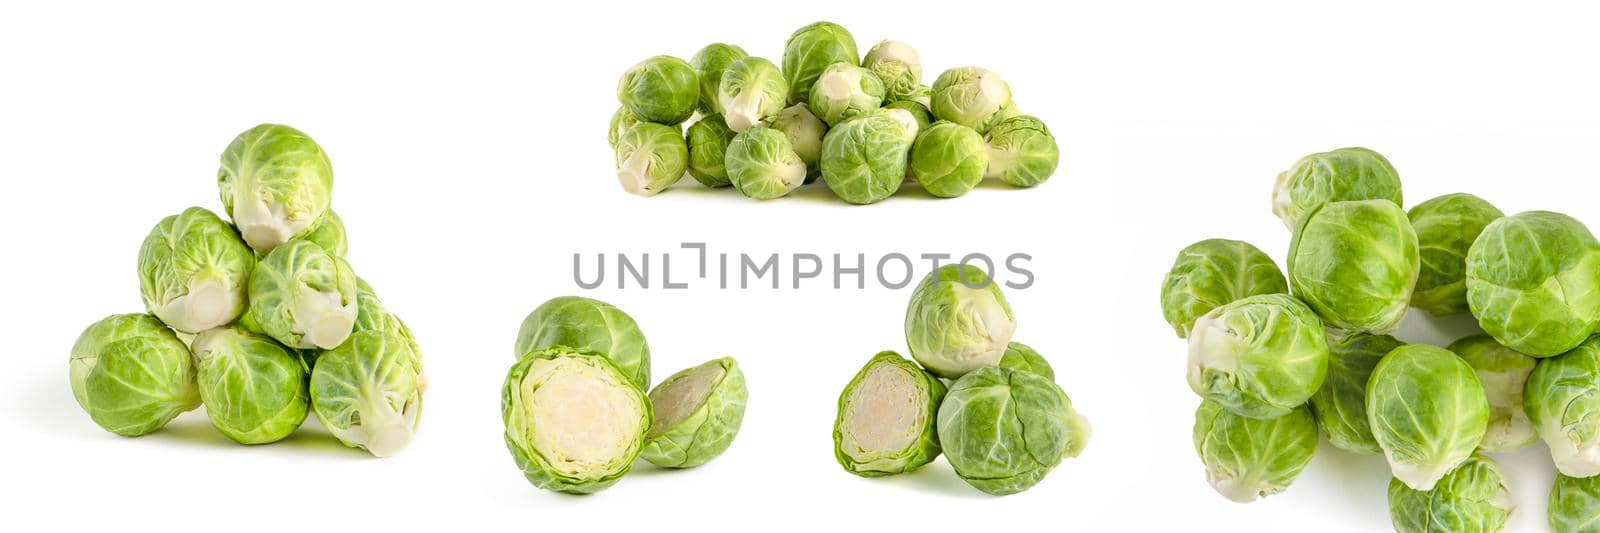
[1161,146,1600,531]
[69,124,425,458]
[610,21,1060,203]
[832,265,1091,495]
[502,296,748,494]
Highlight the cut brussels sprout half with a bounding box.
[1408,194,1503,316]
[1367,344,1488,491]
[984,115,1059,187]
[1160,239,1288,339]
[1526,336,1600,477]
[503,347,650,494]
[1551,474,1600,533]
[820,109,915,205]
[70,314,200,436]
[1387,454,1514,533]
[1310,331,1404,454]
[616,55,699,125]
[909,121,987,198]
[768,103,827,175]
[685,116,736,187]
[690,43,748,115]
[1193,400,1317,503]
[1288,199,1420,334]
[1271,147,1403,230]
[614,122,688,196]
[998,342,1055,381]
[930,67,1014,134]
[808,63,885,127]
[905,264,1016,379]
[311,330,422,458]
[863,40,923,103]
[514,296,650,390]
[938,366,1090,496]
[137,207,253,333]
[834,351,945,477]
[781,21,859,106]
[727,125,807,200]
[246,239,357,350]
[718,56,789,132]
[217,123,334,253]
[299,208,348,258]
[1467,211,1600,357]
[1186,293,1328,419]
[642,357,747,469]
[192,326,308,444]
[1450,335,1536,452]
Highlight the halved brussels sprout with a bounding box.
[727,125,807,200]
[768,103,827,175]
[834,351,945,477]
[690,43,748,115]
[1467,211,1600,357]
[930,67,1014,134]
[1270,147,1402,230]
[781,21,859,105]
[503,347,650,494]
[904,264,1016,379]
[1450,335,1536,452]
[1525,336,1600,477]
[1387,454,1514,533]
[718,57,789,132]
[909,121,987,198]
[514,296,650,390]
[137,207,253,333]
[191,326,308,444]
[299,209,348,258]
[1193,400,1317,502]
[1160,239,1288,339]
[70,314,200,436]
[984,115,1060,187]
[1408,194,1503,316]
[1367,344,1488,491]
[885,100,932,133]
[217,123,334,252]
[311,330,422,457]
[863,40,922,103]
[614,122,688,196]
[642,357,747,469]
[938,366,1090,495]
[1551,474,1600,533]
[616,55,699,125]
[247,240,357,350]
[608,107,644,148]
[1310,331,1404,454]
[808,63,885,126]
[999,342,1055,381]
[686,116,736,187]
[820,109,915,205]
[1187,294,1328,419]
[1288,199,1420,334]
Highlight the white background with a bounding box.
[2,1,1597,531]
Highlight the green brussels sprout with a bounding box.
[191,326,308,444]
[718,56,789,132]
[1309,331,1404,454]
[834,351,945,477]
[137,207,253,333]
[781,21,859,106]
[69,314,200,436]
[863,40,922,103]
[820,109,915,205]
[685,116,736,187]
[808,63,886,126]
[768,103,827,174]
[217,123,334,252]
[1408,193,1504,316]
[311,330,422,457]
[930,67,1014,134]
[1186,293,1328,419]
[616,55,699,125]
[689,43,748,115]
[299,209,348,258]
[514,296,650,390]
[938,366,1090,495]
[613,122,688,196]
[1551,474,1600,533]
[1367,344,1488,490]
[1448,335,1536,452]
[884,100,932,133]
[642,357,747,469]
[1192,400,1317,502]
[727,125,807,200]
[1387,454,1514,533]
[503,346,650,494]
[1526,336,1600,477]
[1288,199,1420,334]
[608,107,644,148]
[999,342,1055,381]
[352,277,423,376]
[904,264,1016,379]
[909,121,987,198]
[1160,239,1288,338]
[985,115,1060,187]
[1271,147,1403,230]
[247,240,358,350]
[1467,211,1600,357]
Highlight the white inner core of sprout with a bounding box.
[617,149,660,195]
[974,73,1008,111]
[233,180,311,252]
[884,109,920,139]
[1185,309,1239,388]
[723,90,770,132]
[1547,421,1600,477]
[158,275,238,333]
[816,69,862,105]
[840,363,924,460]
[526,358,644,475]
[292,283,356,350]
[647,363,726,439]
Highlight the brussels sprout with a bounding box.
[1160,239,1288,338]
[1288,199,1420,334]
[834,351,945,477]
[503,346,650,494]
[820,109,915,205]
[938,366,1090,495]
[884,100,932,133]
[608,107,644,148]
[247,240,358,350]
[808,63,886,126]
[1186,294,1328,419]
[1407,194,1503,316]
[1367,344,1488,491]
[69,314,200,436]
[613,122,688,196]
[217,123,334,252]
[1309,331,1404,454]
[1387,454,1514,533]
[352,277,423,377]
[1525,336,1600,477]
[1551,474,1600,533]
[999,342,1055,381]
[690,43,748,115]
[930,67,1014,134]
[514,296,650,390]
[904,264,1016,379]
[1271,147,1403,230]
[863,40,923,103]
[137,207,253,333]
[781,21,859,105]
[985,115,1060,187]
[718,57,789,132]
[299,209,348,258]
[1192,400,1317,502]
[685,116,736,187]
[768,103,827,174]
[1447,335,1535,452]
[1467,211,1600,357]
[191,326,308,444]
[311,330,422,457]
[727,125,807,200]
[616,55,699,125]
[642,357,747,468]
[909,121,987,198]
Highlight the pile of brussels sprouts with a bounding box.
[69,124,425,458]
[832,265,1090,495]
[502,296,748,494]
[1161,146,1600,531]
[610,21,1061,203]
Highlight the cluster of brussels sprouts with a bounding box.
[1162,146,1600,531]
[610,21,1060,203]
[502,296,748,494]
[832,265,1090,495]
[70,124,425,458]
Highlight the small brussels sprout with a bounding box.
[514,296,650,390]
[1526,336,1600,477]
[1309,331,1404,454]
[938,366,1090,495]
[299,209,348,258]
[608,107,644,148]
[834,351,945,476]
[1467,211,1600,357]
[999,342,1055,381]
[930,67,1014,134]
[884,100,932,133]
[727,125,807,200]
[1367,344,1488,491]
[685,116,736,187]
[768,103,827,174]
[217,123,334,252]
[1192,400,1317,503]
[1160,239,1288,338]
[247,240,358,350]
[781,21,859,105]
[1271,147,1403,230]
[137,207,254,333]
[689,43,748,115]
[904,264,1017,379]
[191,326,308,444]
[352,277,423,377]
[985,115,1060,187]
[1551,474,1600,533]
[808,63,886,126]
[1187,294,1328,419]
[1387,454,1514,533]
[69,314,200,436]
[311,330,422,457]
[613,122,688,196]
[820,109,915,205]
[503,347,650,494]
[1288,199,1420,334]
[863,40,923,103]
[909,121,987,198]
[718,57,789,132]
[616,55,699,125]
[642,357,747,469]
[1408,194,1504,316]
[1445,335,1536,452]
